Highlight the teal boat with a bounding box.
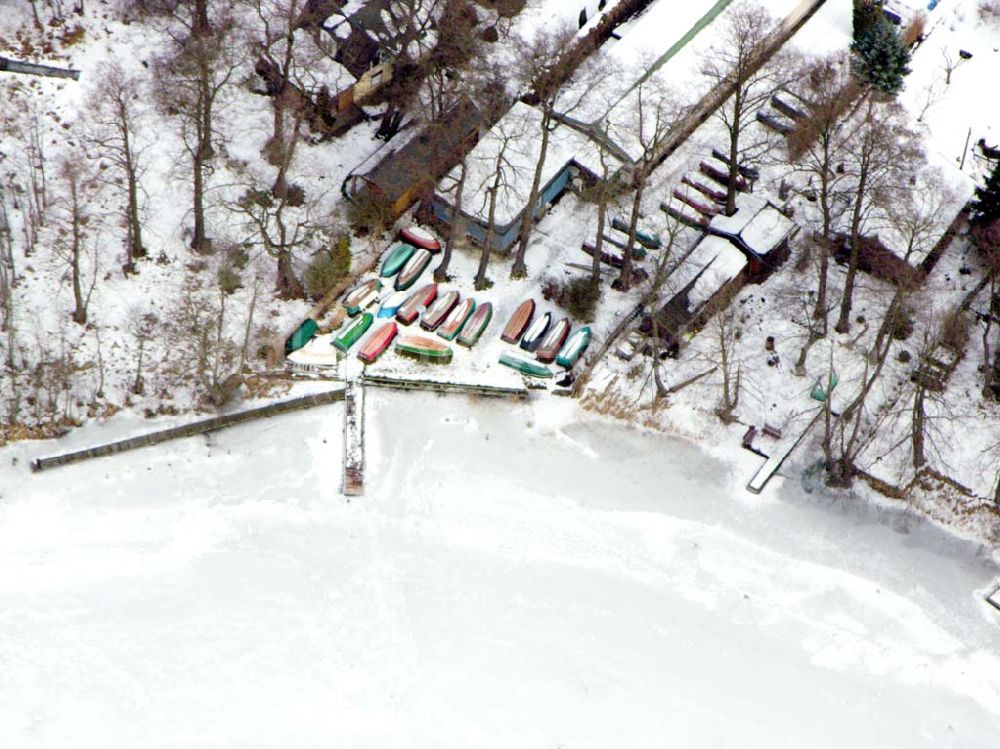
[380,243,416,277]
[556,326,591,368]
[285,318,318,355]
[612,216,660,250]
[457,302,493,347]
[436,298,475,341]
[333,312,373,352]
[499,352,553,378]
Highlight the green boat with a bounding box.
[612,216,660,250]
[457,302,493,347]
[380,243,416,277]
[394,248,433,291]
[556,326,591,368]
[333,312,373,352]
[395,334,453,364]
[436,298,476,341]
[499,352,553,378]
[285,318,318,355]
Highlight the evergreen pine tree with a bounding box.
[852,0,882,41]
[851,20,912,96]
[971,161,1000,227]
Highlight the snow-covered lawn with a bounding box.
[1,391,998,746]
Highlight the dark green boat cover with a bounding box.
[285,318,318,355]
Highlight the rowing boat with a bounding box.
[333,312,373,352]
[394,248,433,291]
[519,311,551,352]
[380,243,416,277]
[436,298,475,341]
[395,334,453,364]
[499,352,552,378]
[358,321,398,363]
[342,278,382,316]
[400,225,441,252]
[420,290,459,331]
[535,317,570,362]
[457,302,492,347]
[501,299,535,343]
[377,290,409,318]
[555,326,591,368]
[396,283,437,325]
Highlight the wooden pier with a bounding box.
[362,373,528,399]
[342,379,365,497]
[746,409,823,494]
[32,389,345,472]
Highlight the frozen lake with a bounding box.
[1,391,999,746]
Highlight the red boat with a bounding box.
[535,318,571,363]
[358,321,398,363]
[501,299,535,343]
[396,283,437,325]
[400,225,441,253]
[672,188,721,217]
[581,241,624,268]
[682,175,727,204]
[699,160,748,192]
[420,290,460,331]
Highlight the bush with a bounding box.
[304,236,351,300]
[885,303,914,341]
[217,265,242,295]
[347,190,392,235]
[548,276,601,321]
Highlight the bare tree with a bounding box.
[156,0,245,254]
[52,157,102,325]
[84,62,149,273]
[834,99,921,334]
[509,24,579,279]
[786,54,861,344]
[701,1,791,216]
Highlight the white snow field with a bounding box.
[2,391,999,747]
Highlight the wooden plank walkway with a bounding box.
[746,409,823,494]
[362,373,528,399]
[343,379,365,497]
[32,389,346,472]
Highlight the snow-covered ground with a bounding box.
[1,391,998,746]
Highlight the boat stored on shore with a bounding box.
[457,302,492,347]
[501,299,535,343]
[437,298,476,341]
[519,311,551,352]
[420,290,460,331]
[358,321,398,363]
[342,278,382,316]
[394,248,432,291]
[535,318,571,363]
[395,334,453,364]
[396,283,438,325]
[380,243,416,277]
[499,352,553,378]
[556,326,591,368]
[334,312,374,352]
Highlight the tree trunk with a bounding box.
[617,177,645,291]
[124,132,145,263]
[275,248,304,299]
[477,177,502,289]
[191,148,210,254]
[911,384,926,468]
[835,161,869,334]
[725,96,742,217]
[593,196,606,284]
[511,117,550,279]
[438,160,466,282]
[194,0,212,37]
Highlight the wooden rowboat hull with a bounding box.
[457,302,493,347]
[420,291,459,331]
[535,318,571,362]
[401,226,441,252]
[396,283,438,325]
[358,321,398,363]
[556,326,591,368]
[437,299,476,341]
[499,352,552,378]
[395,335,453,364]
[501,299,535,343]
[334,312,373,352]
[394,248,433,291]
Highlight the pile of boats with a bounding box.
[496,298,591,379]
[286,225,592,381]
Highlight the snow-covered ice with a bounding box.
[1,391,998,747]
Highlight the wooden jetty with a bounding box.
[0,56,80,80]
[342,379,365,496]
[746,408,823,494]
[32,389,345,472]
[362,373,527,399]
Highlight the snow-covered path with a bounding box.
[1,392,998,747]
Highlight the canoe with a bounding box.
[501,299,535,343]
[380,243,416,277]
[611,217,661,250]
[358,321,398,363]
[581,241,624,268]
[519,311,551,352]
[401,225,441,252]
[457,302,493,347]
[395,334,453,364]
[396,283,438,325]
[394,248,432,291]
[436,298,476,341]
[556,326,591,368]
[342,278,382,316]
[377,290,409,318]
[499,352,553,378]
[333,312,373,352]
[420,290,459,331]
[535,317,571,362]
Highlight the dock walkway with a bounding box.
[343,379,365,496]
[362,373,528,399]
[746,408,823,494]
